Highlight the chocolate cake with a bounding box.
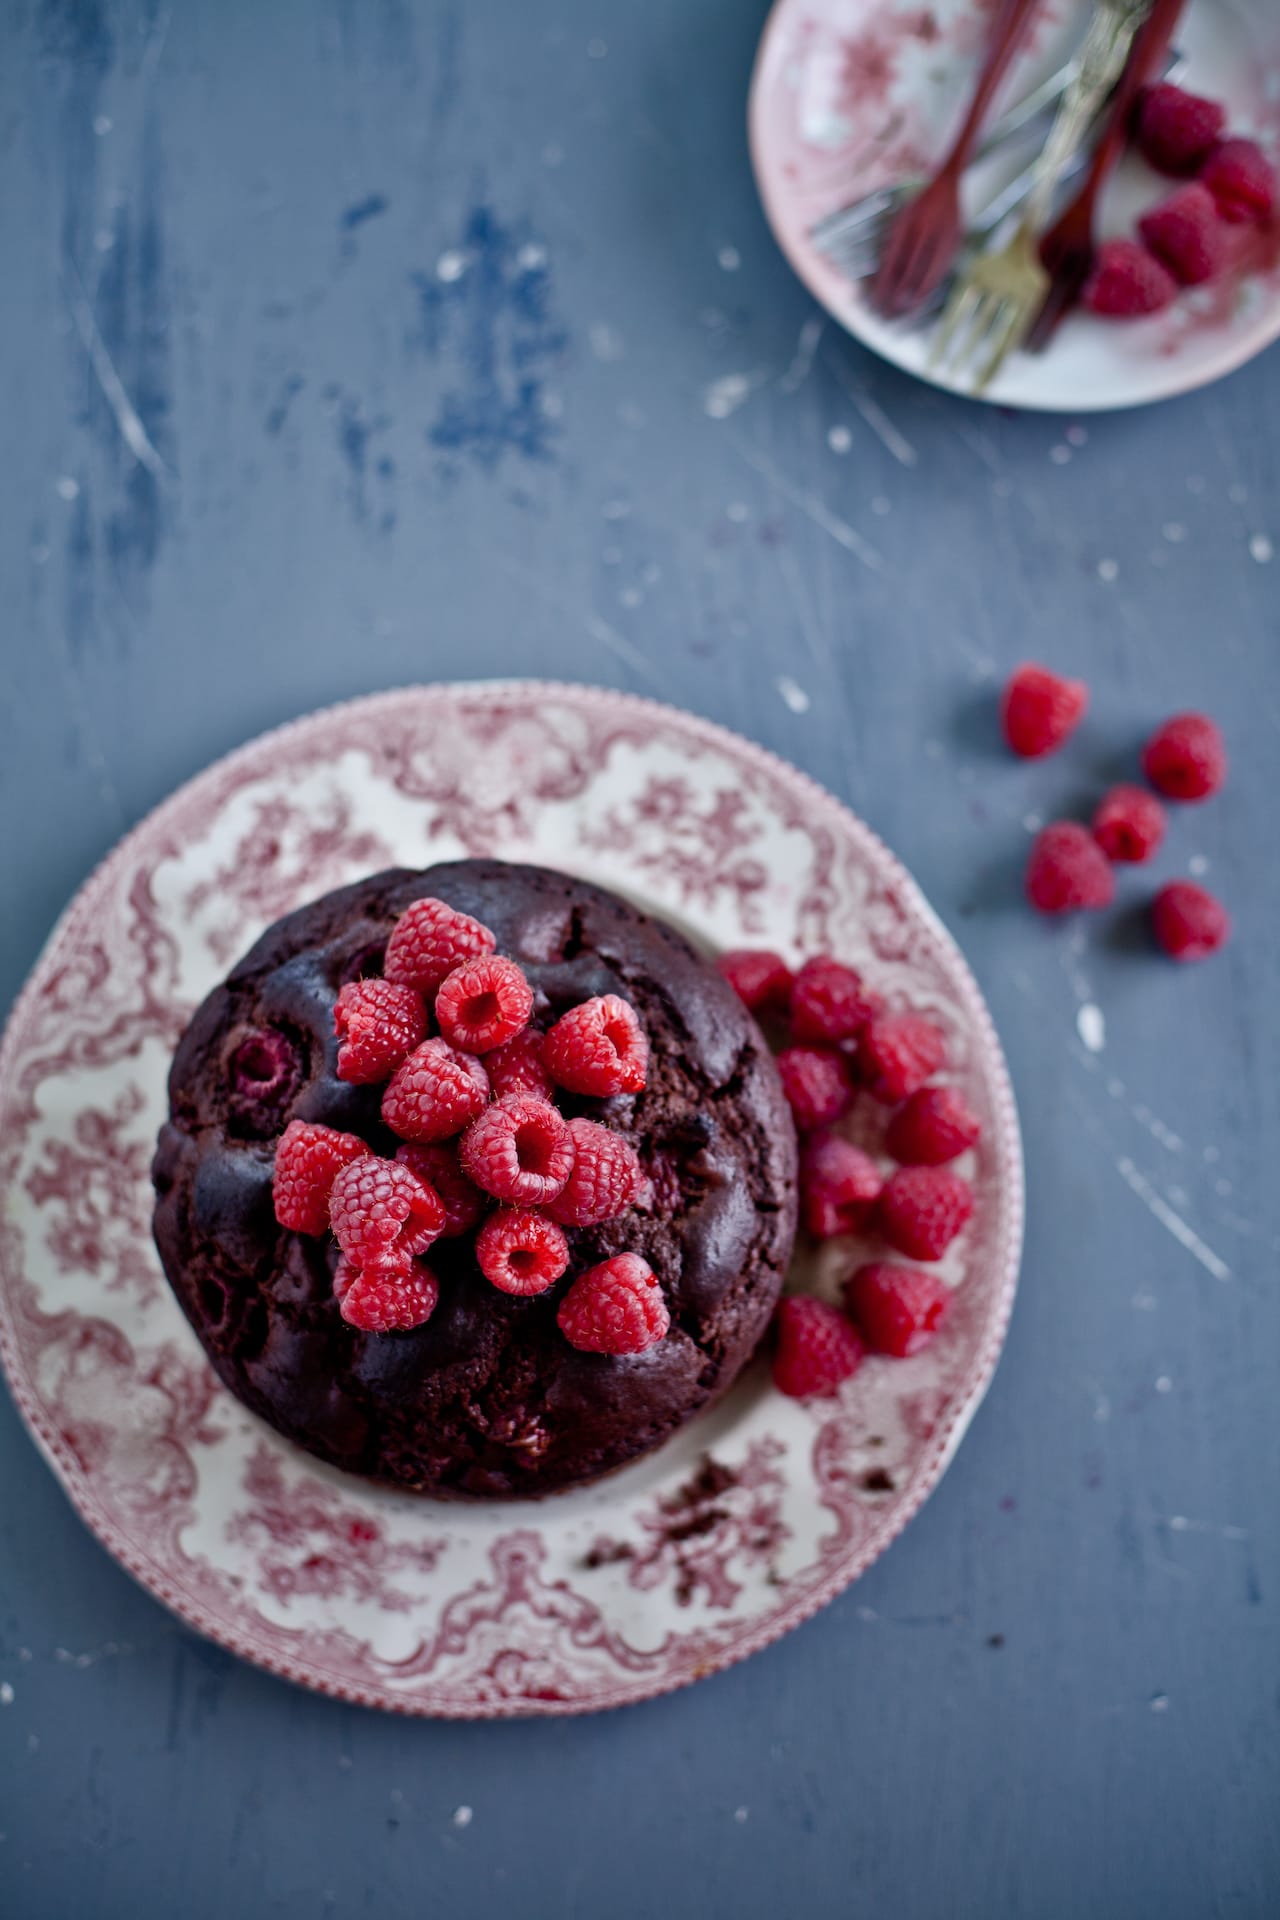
[151,860,798,1498]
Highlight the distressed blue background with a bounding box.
[1,2,1278,1915]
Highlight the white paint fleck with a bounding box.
[619,585,642,609]
[93,114,112,135]
[1188,854,1209,876]
[0,1683,12,1706]
[587,37,607,58]
[1149,1693,1170,1712]
[602,498,631,521]
[1114,1158,1231,1282]
[1155,1375,1173,1394]
[1066,425,1088,447]
[539,390,563,419]
[1098,557,1119,582]
[1076,1004,1106,1054]
[852,391,917,466]
[718,246,741,272]
[517,242,547,271]
[26,1735,37,1754]
[17,1650,30,1663]
[453,1805,473,1828]
[871,494,892,515]
[725,501,750,523]
[827,424,852,454]
[703,371,761,419]
[1162,522,1188,543]
[1169,1515,1189,1531]
[436,249,466,282]
[55,476,80,501]
[1093,1394,1111,1425]
[734,1807,750,1824]
[1249,532,1273,564]
[588,323,624,362]
[779,315,825,393]
[776,675,811,714]
[1132,1292,1157,1311]
[1050,443,1071,464]
[542,143,564,168]
[1132,1105,1184,1154]
[1022,811,1043,833]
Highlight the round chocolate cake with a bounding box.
[152,860,797,1498]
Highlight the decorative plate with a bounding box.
[749,0,1280,411]
[0,683,1022,1717]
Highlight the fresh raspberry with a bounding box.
[544,1118,644,1226]
[1083,239,1178,318]
[858,1013,946,1104]
[329,1154,446,1263]
[475,1209,570,1295]
[434,954,534,1054]
[381,1038,490,1142]
[886,1086,981,1166]
[1139,184,1226,287]
[1201,138,1276,226]
[789,956,878,1044]
[485,1027,554,1100]
[1141,712,1227,801]
[1025,822,1116,914]
[717,948,794,1014]
[999,663,1089,758]
[1151,882,1231,962]
[333,978,426,1084]
[772,1296,864,1399]
[337,1250,439,1333]
[776,1045,856,1132]
[843,1262,949,1358]
[557,1253,670,1355]
[879,1167,974,1261]
[393,1142,485,1237]
[383,897,495,994]
[1092,785,1167,863]
[799,1132,882,1238]
[460,1093,575,1205]
[1134,84,1227,176]
[272,1120,367,1236]
[332,1251,359,1304]
[543,994,649,1097]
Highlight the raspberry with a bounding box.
[381,1038,490,1142]
[1141,712,1226,801]
[1025,822,1116,914]
[1092,785,1167,863]
[543,994,649,1097]
[557,1253,670,1354]
[772,1296,864,1399]
[776,1045,855,1132]
[485,1027,554,1100]
[1083,239,1178,318]
[460,1093,575,1205]
[333,978,427,1084]
[879,1167,974,1261]
[383,896,495,994]
[1201,138,1276,226]
[789,955,877,1044]
[337,1250,439,1333]
[544,1118,644,1226]
[843,1262,949,1357]
[272,1120,367,1236]
[799,1131,882,1238]
[434,954,534,1054]
[886,1086,981,1166]
[393,1142,485,1237]
[999,663,1089,757]
[858,1013,946,1104]
[329,1154,446,1263]
[475,1209,570,1295]
[717,948,794,1014]
[1139,183,1225,286]
[1135,84,1227,176]
[1151,882,1231,962]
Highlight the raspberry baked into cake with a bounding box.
[151,860,798,1498]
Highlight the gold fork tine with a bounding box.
[929,283,982,372]
[974,300,1030,393]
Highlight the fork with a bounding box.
[930,0,1153,392]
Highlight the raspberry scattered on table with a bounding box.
[1025,823,1116,915]
[1142,712,1227,801]
[1092,785,1167,863]
[1000,663,1089,758]
[1151,882,1231,962]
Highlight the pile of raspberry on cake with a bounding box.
[719,950,981,1400]
[271,896,668,1354]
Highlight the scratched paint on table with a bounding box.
[409,206,568,468]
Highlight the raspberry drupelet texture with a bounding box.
[333,978,427,1084]
[485,1027,555,1100]
[434,954,534,1054]
[858,1013,946,1104]
[789,956,878,1044]
[328,1155,446,1264]
[1000,663,1089,757]
[475,1210,570,1295]
[1092,785,1167,863]
[1139,184,1226,287]
[843,1262,949,1357]
[557,1253,670,1355]
[799,1131,882,1238]
[879,1167,974,1261]
[1134,83,1227,176]
[1151,882,1231,961]
[460,1093,575,1205]
[543,994,649,1097]
[381,1038,490,1143]
[337,1251,440,1333]
[1025,823,1116,914]
[393,1142,485,1238]
[886,1086,981,1166]
[273,1120,368,1236]
[383,897,496,994]
[772,1296,864,1398]
[1141,713,1227,801]
[1083,240,1178,318]
[1201,139,1276,225]
[717,948,794,1014]
[776,1045,856,1132]
[544,1118,644,1226]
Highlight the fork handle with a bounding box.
[936,0,1045,180]
[1025,2,1155,231]
[1061,0,1183,219]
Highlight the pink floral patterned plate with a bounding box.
[0,683,1022,1716]
[749,0,1280,411]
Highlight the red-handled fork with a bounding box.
[872,0,1045,317]
[1028,0,1185,347]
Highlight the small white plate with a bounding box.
[749,0,1280,410]
[0,684,1023,1716]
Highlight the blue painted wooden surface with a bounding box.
[1,3,1277,1914]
